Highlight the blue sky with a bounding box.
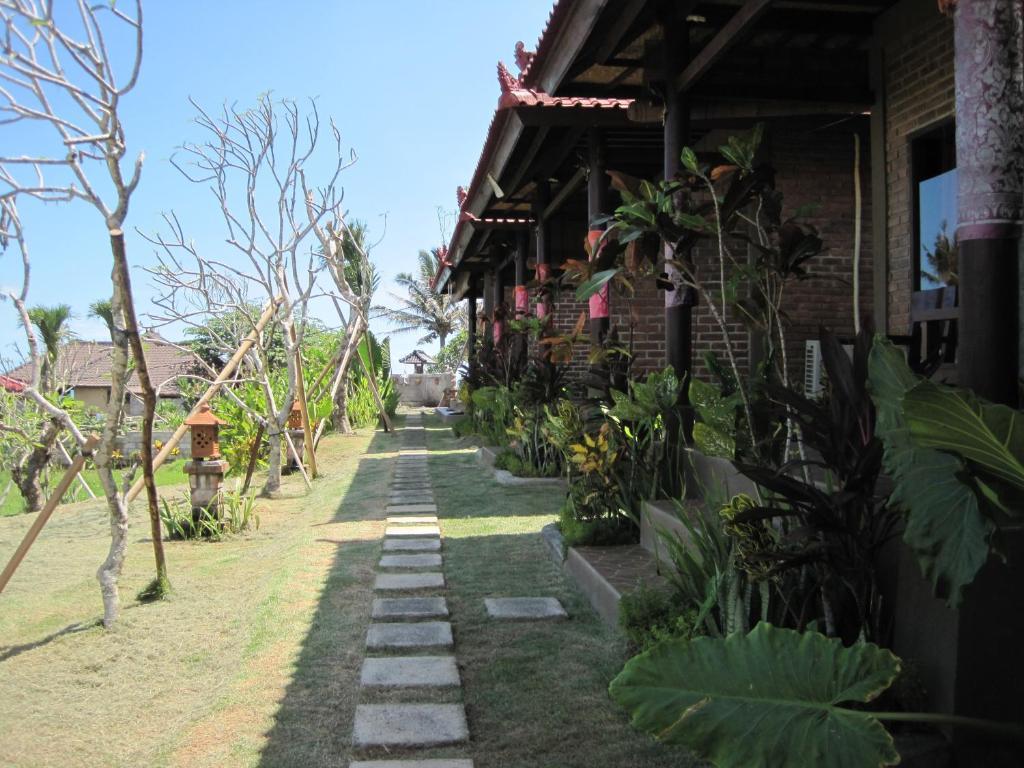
[0,1,554,371]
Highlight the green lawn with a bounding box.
[1,461,188,517]
[0,414,693,767]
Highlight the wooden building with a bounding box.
[436,0,1023,757]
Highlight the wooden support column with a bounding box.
[662,4,693,388]
[514,230,529,319]
[492,258,506,346]
[587,127,610,347]
[482,270,495,353]
[946,2,1024,752]
[534,180,552,321]
[467,295,477,377]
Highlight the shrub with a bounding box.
[619,582,701,653]
[558,500,636,548]
[160,486,260,541]
[450,416,475,439]
[494,448,559,478]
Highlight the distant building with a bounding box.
[398,349,435,374]
[4,332,199,415]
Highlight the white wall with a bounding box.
[391,373,454,406]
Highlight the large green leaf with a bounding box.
[575,268,619,301]
[609,623,901,768]
[903,379,1024,502]
[868,338,993,605]
[689,378,739,459]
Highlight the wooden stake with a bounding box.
[125,298,281,504]
[282,430,312,490]
[0,434,101,594]
[290,327,318,479]
[241,423,265,495]
[357,348,394,432]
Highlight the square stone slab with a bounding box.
[350,761,474,768]
[386,524,440,538]
[382,520,434,528]
[375,572,445,591]
[360,656,460,687]
[484,597,568,620]
[389,495,435,504]
[352,704,468,748]
[379,553,443,569]
[383,537,441,552]
[390,487,432,494]
[371,597,448,619]
[387,504,438,514]
[366,621,453,649]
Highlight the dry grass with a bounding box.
[0,414,694,767]
[0,425,401,768]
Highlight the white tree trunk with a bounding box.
[263,428,283,495]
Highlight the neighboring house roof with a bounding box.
[400,350,435,365]
[0,374,25,393]
[5,336,199,398]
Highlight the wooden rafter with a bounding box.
[676,0,774,92]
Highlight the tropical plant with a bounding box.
[921,222,958,287]
[380,248,465,350]
[159,486,259,541]
[610,622,1024,768]
[734,329,899,642]
[429,329,468,373]
[347,332,398,429]
[25,303,73,392]
[868,336,1021,606]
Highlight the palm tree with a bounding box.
[89,298,115,335]
[25,303,73,392]
[379,250,465,350]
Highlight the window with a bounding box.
[911,121,957,290]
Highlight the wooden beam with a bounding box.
[541,166,587,222]
[464,218,533,231]
[502,126,551,200]
[592,0,649,63]
[676,0,773,92]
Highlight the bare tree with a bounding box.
[146,96,354,494]
[0,0,165,624]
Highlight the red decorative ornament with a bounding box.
[497,60,520,94]
[514,41,535,74]
[456,186,468,208]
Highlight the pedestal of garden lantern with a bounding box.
[286,429,305,473]
[183,458,229,516]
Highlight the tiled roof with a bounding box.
[5,337,198,397]
[0,374,25,393]
[518,0,573,88]
[399,350,436,365]
[433,53,631,291]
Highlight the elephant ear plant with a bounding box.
[610,622,1024,768]
[868,337,1023,606]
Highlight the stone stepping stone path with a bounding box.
[385,524,441,538]
[350,414,474,766]
[484,597,568,620]
[371,597,448,619]
[379,554,443,569]
[374,572,445,591]
[382,537,441,552]
[360,656,460,687]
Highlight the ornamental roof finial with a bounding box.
[514,41,535,74]
[497,60,519,93]
[456,186,468,208]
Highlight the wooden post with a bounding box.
[290,326,319,479]
[482,270,495,352]
[125,298,281,504]
[534,180,552,321]
[587,127,610,347]
[467,295,478,377]
[661,5,693,387]
[241,423,265,494]
[357,349,394,432]
[0,434,100,594]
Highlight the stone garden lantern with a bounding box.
[286,399,305,473]
[183,404,229,515]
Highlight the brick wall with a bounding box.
[882,11,955,333]
[492,119,876,390]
